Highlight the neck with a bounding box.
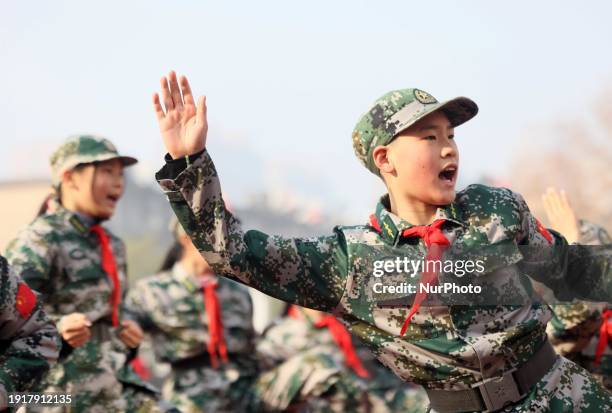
[61,195,80,215]
[60,196,100,226]
[388,191,438,225]
[180,257,212,277]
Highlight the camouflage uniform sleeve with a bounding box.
[512,191,611,302]
[0,256,60,410]
[4,221,54,297]
[155,150,348,312]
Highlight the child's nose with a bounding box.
[441,145,457,158]
[115,176,125,191]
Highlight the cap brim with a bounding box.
[117,156,138,167]
[437,97,479,128]
[393,96,478,138]
[91,154,138,167]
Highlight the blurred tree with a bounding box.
[509,87,612,234]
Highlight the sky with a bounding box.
[2,0,611,222]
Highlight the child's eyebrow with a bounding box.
[419,124,453,132]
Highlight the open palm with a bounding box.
[154,71,208,159]
[542,187,579,244]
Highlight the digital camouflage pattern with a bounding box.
[0,256,60,410]
[547,220,612,390]
[351,88,478,175]
[253,306,427,412]
[156,150,612,412]
[5,203,166,413]
[124,262,258,413]
[49,134,137,186]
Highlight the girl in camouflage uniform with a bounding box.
[6,135,166,413]
[124,219,258,413]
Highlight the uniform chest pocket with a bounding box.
[61,248,108,286]
[351,270,448,339]
[164,298,205,329]
[444,238,524,279]
[370,302,455,340]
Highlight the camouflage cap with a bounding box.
[352,88,478,175]
[50,135,138,186]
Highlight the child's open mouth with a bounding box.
[438,165,457,183]
[106,194,119,205]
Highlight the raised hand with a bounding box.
[153,71,208,159]
[542,187,580,244]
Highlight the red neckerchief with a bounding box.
[369,215,450,336]
[130,356,151,381]
[535,218,553,244]
[201,276,229,368]
[595,309,612,367]
[289,306,370,378]
[90,225,121,327]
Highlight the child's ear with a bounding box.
[61,169,83,191]
[61,170,76,190]
[372,145,395,174]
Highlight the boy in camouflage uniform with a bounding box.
[5,135,170,413]
[254,305,427,412]
[124,219,258,413]
[541,187,611,389]
[0,256,60,410]
[152,71,611,412]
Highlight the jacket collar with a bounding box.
[371,194,464,245]
[172,262,217,293]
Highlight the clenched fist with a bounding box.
[118,319,144,349]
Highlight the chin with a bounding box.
[430,189,456,206]
[96,209,114,220]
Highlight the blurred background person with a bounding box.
[252,304,428,412]
[541,187,611,390]
[0,255,60,411]
[124,218,258,413]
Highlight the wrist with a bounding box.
[57,315,68,334]
[168,145,206,160]
[157,149,206,181]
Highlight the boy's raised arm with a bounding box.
[153,72,348,312]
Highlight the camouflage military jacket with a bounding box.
[254,313,365,411]
[156,150,611,392]
[255,309,427,412]
[0,256,60,410]
[5,204,128,325]
[124,262,256,363]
